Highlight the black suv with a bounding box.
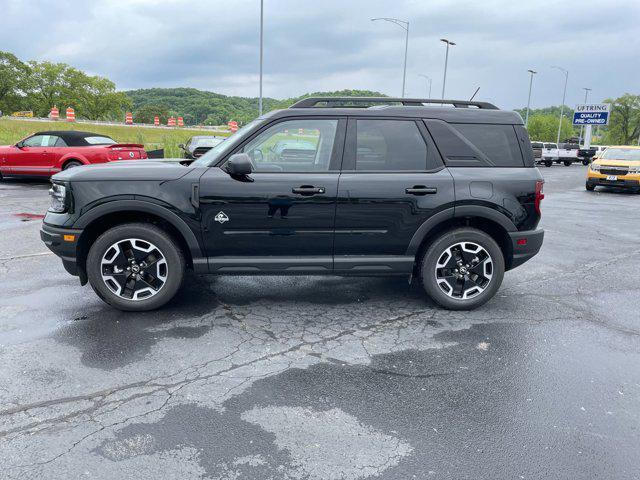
[41,97,544,311]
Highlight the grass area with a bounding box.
[0,118,229,158]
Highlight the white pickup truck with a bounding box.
[540,142,579,167]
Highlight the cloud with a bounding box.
[1,0,638,108]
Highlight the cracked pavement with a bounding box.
[1,167,639,479]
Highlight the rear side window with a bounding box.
[350,119,442,172]
[425,120,525,167]
[355,119,428,171]
[451,124,524,167]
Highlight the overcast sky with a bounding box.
[2,0,639,109]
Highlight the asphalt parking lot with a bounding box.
[1,165,639,480]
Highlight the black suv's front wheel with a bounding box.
[86,223,185,311]
[420,228,505,310]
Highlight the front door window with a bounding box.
[239,119,339,172]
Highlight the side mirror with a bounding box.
[15,141,24,148]
[226,153,253,176]
[178,143,186,150]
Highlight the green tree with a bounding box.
[78,76,132,120]
[0,51,31,113]
[526,114,574,142]
[26,61,75,115]
[602,94,640,145]
[24,60,130,119]
[134,103,170,124]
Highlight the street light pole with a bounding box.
[418,74,432,98]
[552,66,569,146]
[579,87,591,143]
[525,69,537,127]
[371,18,410,97]
[258,0,264,116]
[440,38,456,100]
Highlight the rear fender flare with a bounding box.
[57,153,90,170]
[406,205,517,256]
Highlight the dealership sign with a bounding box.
[572,103,610,126]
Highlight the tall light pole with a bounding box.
[525,69,537,127]
[551,65,568,145]
[258,0,264,116]
[418,74,432,98]
[580,87,592,143]
[440,38,456,100]
[371,18,409,97]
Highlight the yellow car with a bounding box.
[586,146,640,192]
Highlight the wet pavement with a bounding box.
[1,166,639,480]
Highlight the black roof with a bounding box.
[34,130,109,138]
[32,131,113,146]
[263,97,523,125]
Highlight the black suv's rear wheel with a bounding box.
[86,223,185,311]
[420,228,505,310]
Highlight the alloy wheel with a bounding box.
[434,241,493,300]
[101,238,168,300]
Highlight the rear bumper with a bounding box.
[508,229,544,270]
[40,223,83,278]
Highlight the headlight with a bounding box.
[590,163,601,172]
[629,166,640,174]
[48,183,67,213]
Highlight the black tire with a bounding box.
[86,223,185,311]
[582,160,589,166]
[420,228,505,310]
[585,183,595,191]
[63,160,83,170]
[545,161,553,167]
[563,160,572,167]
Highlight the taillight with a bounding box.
[534,180,544,216]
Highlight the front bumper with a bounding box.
[508,229,544,270]
[40,223,84,279]
[586,172,640,190]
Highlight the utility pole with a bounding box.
[440,38,456,100]
[525,69,537,127]
[552,66,569,146]
[579,87,592,144]
[418,74,432,98]
[258,0,264,116]
[371,18,410,97]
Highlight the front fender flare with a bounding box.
[73,199,205,268]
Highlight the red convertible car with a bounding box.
[0,130,147,179]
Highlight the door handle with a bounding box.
[405,185,437,195]
[292,185,325,195]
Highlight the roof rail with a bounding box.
[289,97,499,110]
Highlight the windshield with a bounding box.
[192,119,262,166]
[600,148,640,161]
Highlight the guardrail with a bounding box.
[0,115,231,133]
